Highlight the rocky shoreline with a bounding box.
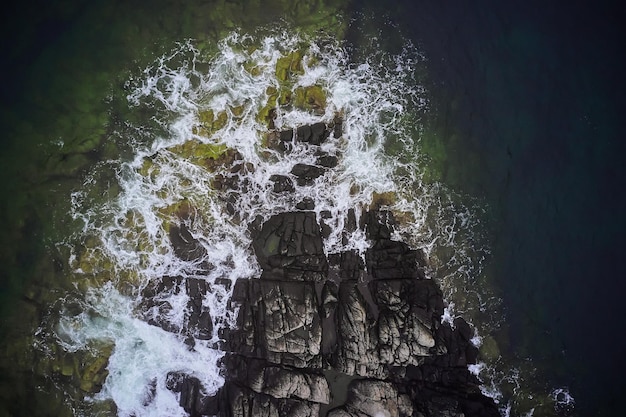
[146,122,500,417]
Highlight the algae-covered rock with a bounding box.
[80,351,111,392]
[370,191,397,209]
[276,50,305,81]
[294,85,326,112]
[166,140,234,171]
[479,335,501,361]
[194,109,229,137]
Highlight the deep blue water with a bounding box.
[1,1,624,416]
[374,1,625,415]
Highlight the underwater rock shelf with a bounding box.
[160,123,500,417]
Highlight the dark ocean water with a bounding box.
[0,1,624,416]
[377,1,625,415]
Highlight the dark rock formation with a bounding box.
[169,223,207,262]
[251,211,328,282]
[270,174,295,193]
[139,275,214,340]
[158,123,500,417]
[209,205,499,416]
[291,163,326,186]
[280,122,331,146]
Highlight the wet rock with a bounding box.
[328,250,364,281]
[79,349,111,393]
[280,122,331,146]
[279,129,295,142]
[224,356,330,404]
[332,281,383,378]
[332,115,343,139]
[270,174,295,193]
[295,197,315,210]
[366,238,427,280]
[169,223,207,262]
[139,276,213,339]
[327,379,413,417]
[155,169,499,417]
[373,279,439,366]
[252,211,328,282]
[291,163,326,186]
[401,370,501,417]
[224,279,322,368]
[185,278,214,340]
[316,153,339,168]
[320,281,339,356]
[218,383,320,417]
[166,372,217,416]
[361,209,394,240]
[431,317,480,368]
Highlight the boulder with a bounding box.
[270,174,295,193]
[327,379,413,417]
[279,122,331,146]
[224,356,330,404]
[366,238,427,281]
[218,383,320,417]
[252,211,328,282]
[139,276,213,339]
[291,163,326,186]
[169,223,207,262]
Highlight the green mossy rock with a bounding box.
[370,191,397,208]
[166,141,232,171]
[195,109,229,136]
[293,85,326,111]
[275,50,305,81]
[80,348,111,393]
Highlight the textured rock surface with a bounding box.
[160,123,500,417]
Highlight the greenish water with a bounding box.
[1,1,623,416]
[0,2,350,416]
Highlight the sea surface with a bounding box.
[0,1,623,416]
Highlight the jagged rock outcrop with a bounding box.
[160,122,500,417]
[224,278,322,368]
[209,205,498,416]
[251,211,328,282]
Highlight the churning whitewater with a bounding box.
[54,30,493,417]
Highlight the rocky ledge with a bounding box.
[160,123,500,417]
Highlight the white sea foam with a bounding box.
[57,283,224,417]
[551,387,575,411]
[55,29,497,417]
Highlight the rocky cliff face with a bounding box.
[159,123,501,417]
